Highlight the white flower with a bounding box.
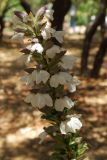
[46,45,62,59]
[46,2,53,10]
[20,74,34,86]
[60,117,82,134]
[59,55,76,69]
[50,72,80,92]
[30,43,44,53]
[31,93,45,108]
[20,70,50,86]
[53,31,64,43]
[55,96,74,111]
[41,22,54,40]
[45,9,54,21]
[12,33,24,43]
[24,93,34,103]
[39,131,47,144]
[41,28,52,40]
[25,93,53,108]
[67,78,80,93]
[31,70,50,84]
[50,72,72,88]
[43,94,53,106]
[67,83,76,93]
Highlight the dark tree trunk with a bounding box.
[52,0,71,30]
[20,0,31,14]
[0,16,5,39]
[80,0,107,74]
[91,37,107,78]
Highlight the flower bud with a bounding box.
[35,6,46,21]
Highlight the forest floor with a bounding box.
[0,31,107,160]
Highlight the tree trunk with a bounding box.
[20,0,31,14]
[0,16,5,39]
[52,0,71,30]
[80,0,107,74]
[91,36,107,78]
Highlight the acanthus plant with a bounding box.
[12,5,88,160]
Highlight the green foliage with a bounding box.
[50,132,88,160]
[73,0,99,25]
[0,0,50,22]
[0,0,22,22]
[24,0,52,11]
[0,0,100,26]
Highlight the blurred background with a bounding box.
[0,0,107,159]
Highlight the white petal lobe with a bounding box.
[60,117,82,134]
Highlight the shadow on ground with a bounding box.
[0,34,107,160]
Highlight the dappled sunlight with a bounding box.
[0,33,107,159]
[84,94,107,105]
[6,126,41,146]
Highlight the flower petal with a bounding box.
[54,31,64,43]
[46,45,61,59]
[64,97,74,109]
[31,43,44,53]
[35,93,46,108]
[60,122,66,134]
[24,93,34,103]
[50,75,59,88]
[32,70,50,84]
[67,117,82,133]
[55,99,64,111]
[59,55,76,69]
[44,94,53,107]
[45,9,54,21]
